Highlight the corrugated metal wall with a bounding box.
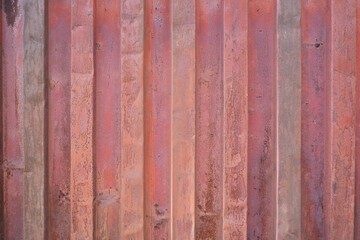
[1,0,360,239]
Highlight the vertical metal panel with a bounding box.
[2,0,360,239]
[276,0,301,238]
[356,1,360,239]
[120,0,144,239]
[326,0,356,238]
[2,0,25,239]
[47,0,71,238]
[248,0,277,239]
[23,0,45,238]
[144,0,172,239]
[70,0,94,238]
[172,0,195,239]
[301,0,330,238]
[223,0,248,239]
[195,1,224,239]
[94,1,121,239]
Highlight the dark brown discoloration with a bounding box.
[3,0,18,26]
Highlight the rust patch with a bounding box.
[3,0,18,27]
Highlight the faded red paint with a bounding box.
[172,0,196,239]
[195,1,224,239]
[144,0,172,239]
[248,0,277,239]
[94,1,121,239]
[47,0,72,239]
[2,1,360,239]
[325,0,356,239]
[301,0,330,238]
[223,0,248,239]
[120,0,145,239]
[70,0,94,238]
[2,0,25,239]
[356,1,360,239]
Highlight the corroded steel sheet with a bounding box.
[144,0,172,239]
[301,0,330,238]
[94,1,121,239]
[1,0,360,239]
[248,0,277,239]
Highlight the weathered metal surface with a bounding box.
[248,0,277,239]
[172,0,195,239]
[47,0,72,238]
[94,1,121,239]
[2,0,360,239]
[277,0,301,238]
[24,0,45,239]
[301,0,330,238]
[223,0,248,239]
[195,1,224,239]
[2,0,25,239]
[144,0,172,239]
[325,0,356,238]
[70,0,94,238]
[120,0,144,239]
[356,1,360,239]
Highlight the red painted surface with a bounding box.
[47,0,72,238]
[1,1,360,239]
[94,1,121,238]
[301,0,330,238]
[195,1,224,239]
[223,0,248,239]
[2,0,25,239]
[248,1,277,239]
[144,0,172,239]
[356,1,360,239]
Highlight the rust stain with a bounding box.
[3,0,18,26]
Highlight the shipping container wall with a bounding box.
[1,0,360,239]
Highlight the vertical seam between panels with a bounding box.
[275,0,279,239]
[170,0,174,238]
[222,0,226,239]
